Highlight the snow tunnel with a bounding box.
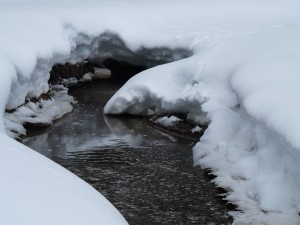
[4,32,192,138]
[48,32,191,83]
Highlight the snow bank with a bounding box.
[2,0,300,224]
[4,85,74,138]
[0,133,128,225]
[155,116,182,127]
[104,1,300,224]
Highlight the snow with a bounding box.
[1,0,300,224]
[0,133,128,225]
[155,116,181,127]
[61,77,79,86]
[4,85,74,138]
[191,126,202,134]
[93,68,112,79]
[81,72,93,82]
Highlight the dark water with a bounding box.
[23,80,232,225]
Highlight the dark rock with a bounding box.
[24,122,52,129]
[148,113,208,142]
[48,61,100,85]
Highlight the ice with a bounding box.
[1,0,300,224]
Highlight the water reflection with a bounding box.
[23,113,174,159]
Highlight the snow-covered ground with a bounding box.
[1,0,300,224]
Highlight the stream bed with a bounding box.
[23,79,232,225]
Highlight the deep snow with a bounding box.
[1,0,300,224]
[0,133,128,225]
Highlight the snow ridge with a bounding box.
[104,4,300,223]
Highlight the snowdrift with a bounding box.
[1,0,300,224]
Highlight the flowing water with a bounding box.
[23,79,232,225]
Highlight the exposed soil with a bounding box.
[49,58,147,86]
[49,61,99,85]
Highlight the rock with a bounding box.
[149,113,207,141]
[24,121,52,129]
[93,68,112,79]
[80,72,93,82]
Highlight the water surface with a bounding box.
[23,80,232,225]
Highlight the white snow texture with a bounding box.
[1,0,300,225]
[155,116,181,127]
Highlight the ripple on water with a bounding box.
[55,141,232,225]
[24,80,233,225]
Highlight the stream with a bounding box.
[23,79,232,225]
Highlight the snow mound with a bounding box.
[104,1,300,224]
[0,133,128,225]
[155,116,182,127]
